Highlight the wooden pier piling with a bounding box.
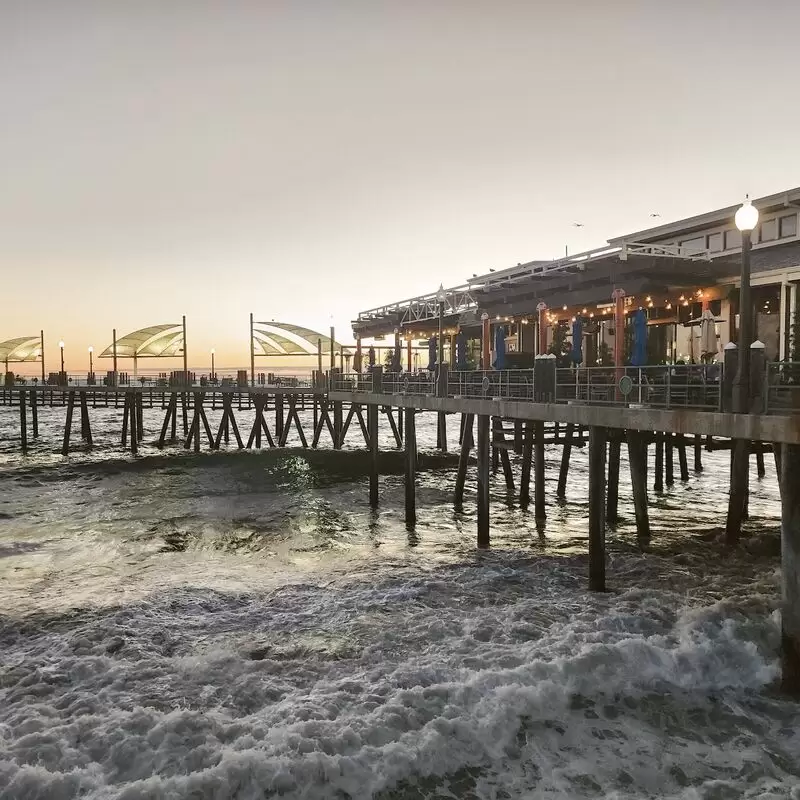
[654,433,664,492]
[606,433,621,525]
[627,430,650,543]
[19,389,27,453]
[588,426,607,591]
[520,421,533,509]
[454,413,474,509]
[477,414,490,547]
[534,420,546,520]
[368,404,379,507]
[556,423,574,499]
[404,408,416,528]
[30,389,38,438]
[781,442,800,694]
[62,391,75,456]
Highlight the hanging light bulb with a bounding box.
[648,301,654,308]
[666,302,672,310]
[562,305,568,311]
[645,296,652,302]
[679,295,685,301]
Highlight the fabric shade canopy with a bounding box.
[0,336,41,363]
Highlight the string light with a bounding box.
[666,302,672,310]
[645,296,652,302]
[562,305,568,311]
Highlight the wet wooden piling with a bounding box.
[404,408,416,527]
[654,433,664,492]
[677,434,689,481]
[368,404,379,507]
[588,426,607,591]
[30,389,38,438]
[19,389,27,453]
[606,434,621,525]
[556,423,574,499]
[62,391,75,456]
[520,421,533,509]
[454,413,474,509]
[780,442,800,694]
[534,420,546,520]
[627,430,650,543]
[477,414,490,547]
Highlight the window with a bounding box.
[707,232,723,252]
[760,218,777,242]
[680,236,705,254]
[724,229,742,250]
[780,214,798,238]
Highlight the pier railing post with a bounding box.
[749,340,766,414]
[722,343,737,412]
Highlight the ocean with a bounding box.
[0,401,798,799]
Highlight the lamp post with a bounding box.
[59,340,65,383]
[437,284,446,366]
[732,196,759,414]
[211,348,215,381]
[88,346,93,381]
[726,195,759,544]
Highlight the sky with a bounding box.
[2,0,799,372]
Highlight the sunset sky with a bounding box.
[2,0,798,373]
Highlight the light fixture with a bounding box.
[666,302,672,310]
[679,295,685,301]
[562,305,567,310]
[735,195,759,232]
[88,346,93,353]
[683,300,689,307]
[436,283,447,303]
[582,308,587,314]
[696,289,703,297]
[589,313,594,318]
[645,296,651,302]
[58,340,64,349]
[648,301,654,308]
[211,348,215,355]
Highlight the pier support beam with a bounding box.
[654,433,664,493]
[726,438,750,544]
[368,404,379,507]
[404,408,416,528]
[588,426,607,591]
[534,420,546,520]
[556,423,574,499]
[62,391,75,456]
[677,434,689,481]
[30,389,38,438]
[781,443,800,694]
[627,430,650,544]
[477,414,490,548]
[79,392,93,447]
[19,390,27,453]
[520,421,533,509]
[606,433,621,525]
[665,432,674,486]
[454,413,474,509]
[694,434,703,472]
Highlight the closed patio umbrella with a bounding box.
[631,309,648,366]
[456,330,467,370]
[571,317,583,365]
[368,346,376,368]
[700,308,717,359]
[428,336,437,371]
[493,326,506,370]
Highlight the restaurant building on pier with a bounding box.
[353,187,800,370]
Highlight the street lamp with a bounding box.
[437,283,447,366]
[88,346,93,380]
[211,348,216,381]
[58,340,65,380]
[732,195,759,413]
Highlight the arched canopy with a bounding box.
[99,324,184,359]
[253,321,350,357]
[0,336,41,362]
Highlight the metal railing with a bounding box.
[330,372,373,393]
[554,365,723,410]
[765,363,800,414]
[448,369,535,400]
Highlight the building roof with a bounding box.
[0,336,41,362]
[99,324,184,359]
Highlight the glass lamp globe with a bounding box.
[735,197,759,232]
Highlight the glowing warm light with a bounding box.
[735,196,759,232]
[88,346,93,353]
[582,308,587,314]
[589,313,594,318]
[562,305,567,310]
[683,300,689,307]
[666,302,672,310]
[211,348,216,355]
[648,302,654,308]
[58,340,64,349]
[679,295,685,301]
[645,296,651,302]
[696,289,703,297]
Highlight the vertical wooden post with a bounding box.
[130,392,139,455]
[665,432,674,486]
[726,438,749,543]
[694,434,703,472]
[654,433,664,492]
[454,413,474,509]
[556,423,574,499]
[62,391,75,456]
[780,443,800,694]
[534,420,546,520]
[404,407,416,528]
[677,434,689,481]
[333,401,343,449]
[275,394,284,443]
[513,420,523,455]
[30,388,38,438]
[181,392,188,436]
[19,390,27,453]
[606,434,621,525]
[79,392,92,446]
[136,393,144,440]
[756,444,766,478]
[627,430,650,544]
[368,404,379,507]
[520,421,533,509]
[588,426,607,591]
[477,414,490,547]
[437,412,448,453]
[121,392,130,445]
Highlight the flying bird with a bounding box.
[650,213,661,218]
[572,222,584,228]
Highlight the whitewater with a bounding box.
[0,405,798,799]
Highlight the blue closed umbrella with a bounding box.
[571,317,583,365]
[493,326,506,370]
[428,336,437,371]
[456,330,467,371]
[631,309,648,366]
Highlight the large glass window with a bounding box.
[707,232,723,252]
[760,218,778,242]
[724,229,742,250]
[780,214,798,238]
